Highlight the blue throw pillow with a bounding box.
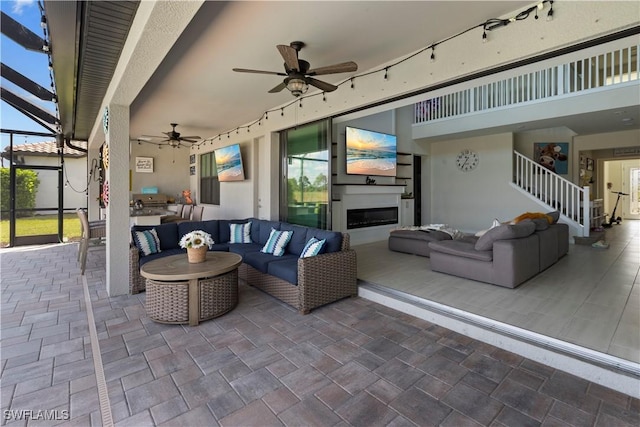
[261,228,293,256]
[300,237,325,258]
[133,229,161,256]
[230,222,252,243]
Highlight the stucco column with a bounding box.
[104,103,130,296]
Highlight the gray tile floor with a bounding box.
[354,220,640,363]
[1,241,639,426]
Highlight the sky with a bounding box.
[0,0,57,152]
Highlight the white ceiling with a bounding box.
[127,1,639,143]
[128,1,534,141]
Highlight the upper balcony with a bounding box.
[412,36,639,140]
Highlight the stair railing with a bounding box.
[513,151,590,236]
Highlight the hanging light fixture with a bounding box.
[285,77,308,97]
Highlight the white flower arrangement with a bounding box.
[179,230,214,249]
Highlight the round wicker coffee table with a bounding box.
[140,252,242,326]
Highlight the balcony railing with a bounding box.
[415,43,639,123]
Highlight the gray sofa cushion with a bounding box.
[547,210,560,224]
[390,229,452,241]
[531,218,550,231]
[428,240,493,262]
[474,221,536,251]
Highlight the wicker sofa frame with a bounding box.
[130,222,357,314]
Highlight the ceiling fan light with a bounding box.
[286,78,308,97]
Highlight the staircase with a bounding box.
[511,151,590,237]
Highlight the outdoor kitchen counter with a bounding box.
[129,208,173,226]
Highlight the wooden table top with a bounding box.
[140,252,242,281]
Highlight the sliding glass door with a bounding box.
[280,120,330,229]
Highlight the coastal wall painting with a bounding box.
[345,126,397,177]
[214,144,245,182]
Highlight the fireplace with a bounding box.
[346,207,398,229]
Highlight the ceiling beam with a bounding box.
[1,87,58,126]
[1,63,55,101]
[0,11,46,53]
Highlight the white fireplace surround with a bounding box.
[332,184,405,245]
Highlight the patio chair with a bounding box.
[76,208,106,275]
[161,204,184,223]
[181,204,193,220]
[191,205,204,222]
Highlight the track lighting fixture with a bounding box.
[482,26,488,43]
[547,1,554,21]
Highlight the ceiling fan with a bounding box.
[233,41,358,97]
[137,123,201,148]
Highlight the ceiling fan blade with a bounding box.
[179,138,200,143]
[277,44,300,72]
[268,81,287,93]
[179,135,200,139]
[139,135,165,140]
[307,61,358,76]
[307,77,337,92]
[233,68,286,76]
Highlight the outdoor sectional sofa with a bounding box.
[427,212,568,288]
[129,218,358,314]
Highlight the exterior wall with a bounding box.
[129,142,190,202]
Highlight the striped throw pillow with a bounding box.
[133,229,161,256]
[230,222,252,243]
[300,237,326,258]
[261,228,293,256]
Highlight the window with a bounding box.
[200,152,219,205]
[280,120,330,229]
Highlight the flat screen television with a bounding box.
[345,126,397,177]
[214,143,245,182]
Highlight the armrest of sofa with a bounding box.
[129,245,146,294]
[491,235,540,288]
[297,248,358,314]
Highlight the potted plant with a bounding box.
[179,230,214,263]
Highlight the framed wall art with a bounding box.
[533,142,569,174]
[135,157,154,173]
[586,158,594,171]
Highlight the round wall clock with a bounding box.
[455,149,479,172]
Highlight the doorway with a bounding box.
[603,158,640,221]
[1,131,64,247]
[280,120,331,229]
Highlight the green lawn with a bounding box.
[0,214,82,246]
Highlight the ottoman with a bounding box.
[388,229,452,257]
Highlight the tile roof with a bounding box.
[3,140,87,158]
